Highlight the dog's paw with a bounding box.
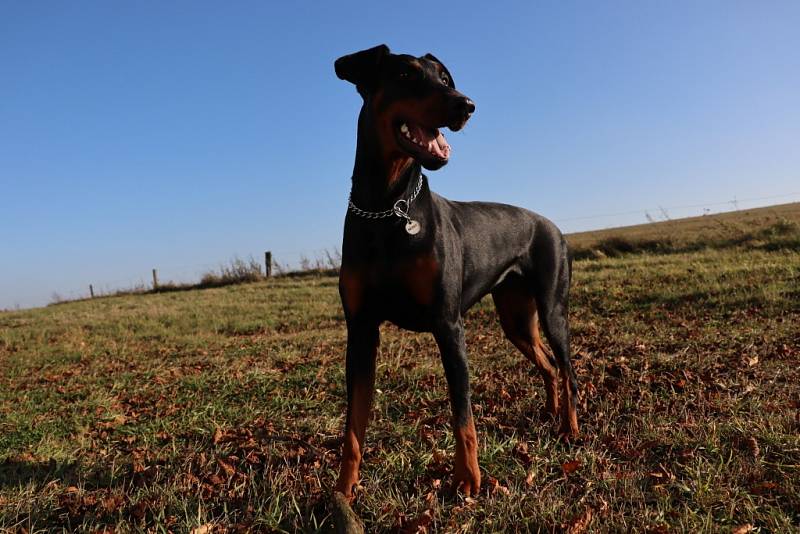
[452,463,481,497]
[557,423,579,443]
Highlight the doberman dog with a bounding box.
[333,44,579,501]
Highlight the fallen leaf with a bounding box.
[525,471,535,486]
[485,476,511,496]
[218,458,236,477]
[745,437,760,458]
[750,481,777,494]
[513,441,532,465]
[564,508,593,534]
[562,459,581,475]
[100,493,125,513]
[732,525,753,534]
[190,524,214,534]
[399,509,433,534]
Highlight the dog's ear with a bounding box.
[335,44,390,98]
[424,53,455,88]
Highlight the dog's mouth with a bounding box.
[395,121,451,168]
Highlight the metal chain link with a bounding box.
[347,173,424,220]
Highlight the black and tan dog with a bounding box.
[334,44,578,500]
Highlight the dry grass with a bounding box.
[568,202,800,259]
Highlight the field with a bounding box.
[1,204,799,532]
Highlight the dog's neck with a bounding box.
[349,109,422,212]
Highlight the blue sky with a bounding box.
[2,2,799,309]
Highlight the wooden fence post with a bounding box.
[89,285,94,298]
[152,269,159,290]
[265,252,272,277]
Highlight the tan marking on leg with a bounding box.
[335,378,375,500]
[453,417,481,496]
[558,370,579,440]
[531,313,560,418]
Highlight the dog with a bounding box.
[333,44,578,500]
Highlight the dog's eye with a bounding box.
[440,74,450,86]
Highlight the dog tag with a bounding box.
[405,219,421,235]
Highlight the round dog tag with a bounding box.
[405,219,421,235]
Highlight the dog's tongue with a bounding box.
[408,123,451,159]
[431,130,451,159]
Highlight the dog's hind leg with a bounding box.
[533,232,579,439]
[492,279,560,420]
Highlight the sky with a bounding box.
[1,2,799,309]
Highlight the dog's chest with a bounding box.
[340,252,441,323]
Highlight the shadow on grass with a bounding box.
[0,457,84,489]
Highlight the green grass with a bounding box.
[2,207,799,532]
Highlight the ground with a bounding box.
[1,204,799,532]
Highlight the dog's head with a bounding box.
[335,44,475,171]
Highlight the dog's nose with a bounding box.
[453,97,475,118]
[461,98,476,115]
[448,96,476,130]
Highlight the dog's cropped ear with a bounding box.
[424,53,455,88]
[335,44,390,98]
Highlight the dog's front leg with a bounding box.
[434,319,481,496]
[335,321,379,501]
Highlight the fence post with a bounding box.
[152,269,159,290]
[265,251,272,277]
[89,285,94,298]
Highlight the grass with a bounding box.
[568,202,800,259]
[1,205,799,532]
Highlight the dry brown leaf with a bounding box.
[750,481,777,494]
[189,524,214,534]
[745,437,760,458]
[100,494,125,513]
[525,471,535,486]
[513,441,532,465]
[564,508,593,534]
[400,509,433,534]
[732,524,753,534]
[562,459,581,475]
[218,458,236,477]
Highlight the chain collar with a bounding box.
[347,173,424,221]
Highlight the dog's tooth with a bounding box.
[400,123,409,133]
